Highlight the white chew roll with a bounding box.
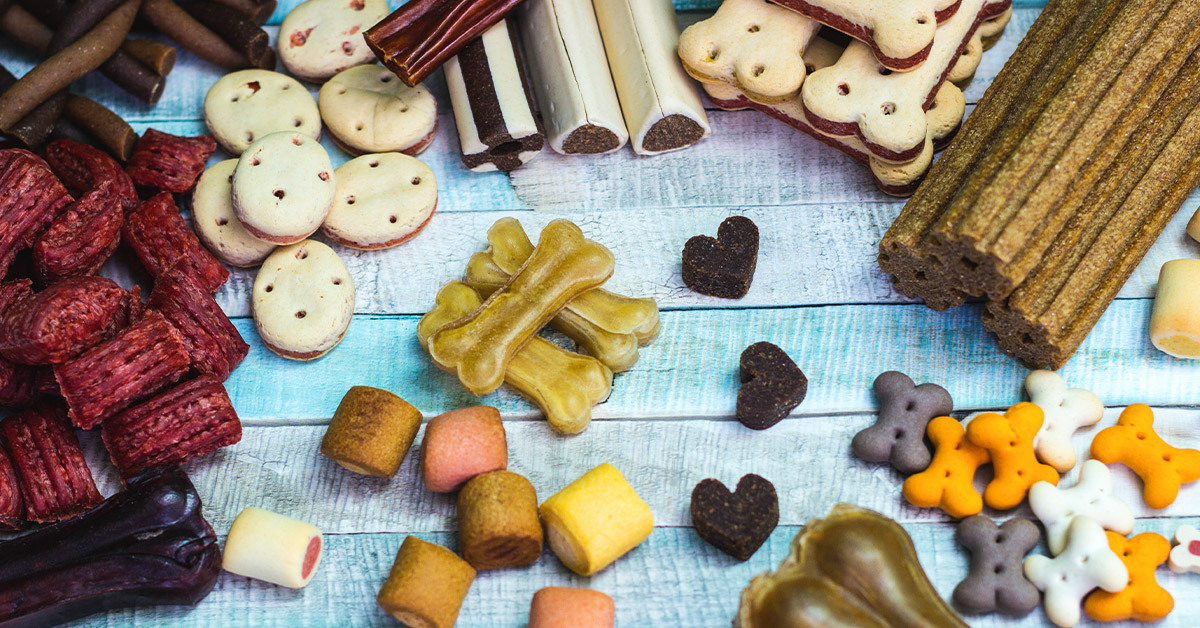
[222,507,324,589]
[517,0,629,155]
[1149,259,1200,359]
[592,0,710,155]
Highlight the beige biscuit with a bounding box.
[192,159,276,268]
[979,6,1013,49]
[232,132,337,245]
[1189,207,1200,243]
[253,240,355,360]
[204,70,322,155]
[322,153,437,250]
[948,7,1011,86]
[678,0,819,105]
[1149,259,1200,359]
[318,65,438,156]
[278,0,390,83]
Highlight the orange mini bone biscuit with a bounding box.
[902,415,990,518]
[1084,531,1174,623]
[1091,404,1200,509]
[966,403,1059,510]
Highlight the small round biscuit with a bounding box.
[205,70,322,155]
[318,65,439,156]
[279,0,390,83]
[322,153,437,250]
[253,240,355,360]
[232,132,337,245]
[193,160,277,268]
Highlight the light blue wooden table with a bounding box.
[4,1,1199,626]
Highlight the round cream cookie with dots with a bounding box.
[278,0,390,83]
[204,69,321,155]
[318,65,438,156]
[192,159,276,267]
[253,240,355,361]
[322,153,437,250]
[232,132,337,245]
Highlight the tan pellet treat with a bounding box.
[457,470,543,570]
[1187,207,1200,243]
[377,536,476,628]
[321,386,422,477]
[1149,259,1200,359]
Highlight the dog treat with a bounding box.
[1024,370,1103,472]
[43,139,136,209]
[965,403,1058,510]
[1029,459,1134,556]
[60,95,139,161]
[420,406,507,493]
[852,371,952,474]
[0,64,65,151]
[121,39,177,75]
[1169,525,1200,574]
[682,216,759,299]
[529,587,615,628]
[1024,516,1129,628]
[774,0,959,71]
[1188,208,1200,242]
[444,20,545,171]
[125,129,217,194]
[517,0,628,154]
[736,342,806,430]
[252,240,355,360]
[594,0,710,155]
[540,463,653,576]
[418,281,612,434]
[232,132,336,244]
[0,276,128,365]
[209,0,277,24]
[457,470,542,569]
[376,536,476,628]
[0,149,73,279]
[903,415,990,518]
[180,2,270,67]
[148,267,249,380]
[691,474,778,561]
[141,0,254,69]
[318,65,438,156]
[205,70,322,156]
[192,160,276,268]
[0,281,38,408]
[1084,531,1173,623]
[31,179,124,283]
[222,507,322,589]
[123,192,231,293]
[0,405,101,522]
[953,516,1040,617]
[278,0,389,83]
[0,447,22,529]
[322,153,437,250]
[428,219,614,395]
[1149,259,1200,359]
[1090,403,1200,509]
[321,386,422,478]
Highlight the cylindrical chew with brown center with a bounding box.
[377,536,476,628]
[222,507,323,588]
[457,470,543,570]
[1149,259,1200,359]
[539,463,653,576]
[321,386,422,478]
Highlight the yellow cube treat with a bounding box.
[1150,259,1200,359]
[377,536,476,628]
[539,463,654,576]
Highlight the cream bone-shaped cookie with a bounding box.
[947,7,1013,85]
[1024,370,1103,472]
[677,0,820,105]
[1028,460,1134,556]
[1024,516,1129,628]
[802,0,1010,163]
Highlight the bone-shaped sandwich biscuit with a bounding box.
[1091,404,1200,509]
[1168,525,1200,575]
[1024,516,1129,628]
[1028,459,1134,556]
[1084,531,1174,623]
[953,515,1041,617]
[428,220,615,395]
[966,403,1059,510]
[1024,370,1103,473]
[902,415,990,518]
[419,281,612,435]
[852,371,952,474]
[677,0,820,104]
[318,64,439,157]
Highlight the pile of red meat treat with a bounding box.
[0,130,245,529]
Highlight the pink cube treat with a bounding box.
[529,587,615,628]
[420,406,507,493]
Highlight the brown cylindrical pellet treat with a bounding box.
[46,0,127,52]
[320,386,422,478]
[377,536,476,628]
[62,95,138,161]
[121,39,177,75]
[141,0,247,69]
[180,2,269,65]
[457,470,542,570]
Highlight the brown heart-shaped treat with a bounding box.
[737,341,807,430]
[681,216,759,298]
[691,474,779,561]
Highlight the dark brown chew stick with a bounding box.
[120,39,177,76]
[208,0,276,24]
[62,95,139,161]
[364,0,526,87]
[180,2,269,66]
[0,65,64,151]
[141,0,249,69]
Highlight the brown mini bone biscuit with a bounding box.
[457,470,543,570]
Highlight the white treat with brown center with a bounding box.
[322,153,437,250]
[204,69,321,155]
[253,240,355,360]
[232,132,336,245]
[193,159,276,267]
[278,0,390,83]
[318,65,438,156]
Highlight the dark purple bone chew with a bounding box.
[682,215,759,299]
[851,371,953,474]
[953,515,1040,617]
[737,341,807,430]
[691,474,779,561]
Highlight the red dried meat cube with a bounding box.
[124,130,216,194]
[54,311,191,429]
[148,267,248,381]
[0,405,102,522]
[43,139,137,213]
[102,375,241,478]
[123,192,230,293]
[0,277,129,366]
[127,285,146,323]
[31,178,124,283]
[0,149,73,278]
[0,280,38,407]
[0,446,24,529]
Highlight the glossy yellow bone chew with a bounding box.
[419,282,613,434]
[429,220,615,395]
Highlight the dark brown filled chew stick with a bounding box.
[46,0,127,52]
[208,0,276,24]
[48,0,169,104]
[0,65,64,150]
[62,95,138,161]
[180,2,269,64]
[120,39,177,75]
[141,0,247,69]
[365,0,526,87]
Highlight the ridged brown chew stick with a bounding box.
[180,2,269,65]
[141,0,247,69]
[61,95,139,161]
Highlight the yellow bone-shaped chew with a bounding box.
[902,415,990,518]
[966,403,1059,510]
[1090,404,1200,509]
[419,282,612,434]
[429,220,613,394]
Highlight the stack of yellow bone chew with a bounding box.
[420,218,659,434]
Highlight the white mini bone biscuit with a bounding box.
[232,132,337,245]
[193,159,276,268]
[204,70,322,156]
[517,0,629,154]
[253,240,355,360]
[1028,460,1134,556]
[318,65,438,156]
[1024,370,1103,472]
[322,153,437,250]
[1169,524,1200,575]
[1024,516,1129,628]
[223,507,324,589]
[278,0,390,83]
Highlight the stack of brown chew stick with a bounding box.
[879,0,1200,368]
